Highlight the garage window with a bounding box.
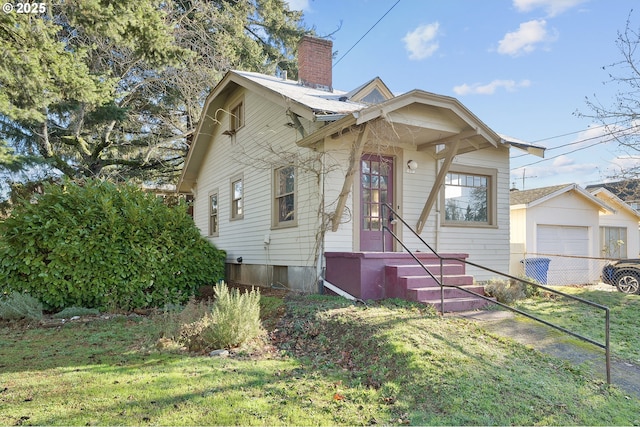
[442,165,497,226]
[601,226,627,258]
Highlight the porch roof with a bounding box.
[297,89,505,159]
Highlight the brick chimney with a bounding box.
[298,36,333,91]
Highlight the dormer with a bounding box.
[344,77,394,105]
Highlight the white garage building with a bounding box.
[509,184,620,285]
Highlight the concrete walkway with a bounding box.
[455,306,640,398]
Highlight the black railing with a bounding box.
[380,203,611,384]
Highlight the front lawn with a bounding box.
[0,292,639,425]
[512,285,640,363]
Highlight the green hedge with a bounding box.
[0,179,225,310]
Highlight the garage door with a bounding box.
[536,225,590,285]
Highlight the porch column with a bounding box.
[416,138,461,234]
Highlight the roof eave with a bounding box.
[297,114,358,148]
[354,90,502,147]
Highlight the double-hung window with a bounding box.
[229,100,244,133]
[274,165,296,227]
[231,175,243,220]
[208,191,219,236]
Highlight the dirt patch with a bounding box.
[197,281,291,301]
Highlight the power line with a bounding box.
[333,0,402,68]
[511,123,640,163]
[513,124,640,169]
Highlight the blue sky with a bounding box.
[286,0,639,190]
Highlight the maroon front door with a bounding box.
[360,154,394,251]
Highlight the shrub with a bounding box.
[159,282,264,352]
[202,282,263,349]
[0,178,225,311]
[0,291,43,321]
[160,298,214,352]
[484,277,540,304]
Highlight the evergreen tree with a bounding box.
[0,0,308,185]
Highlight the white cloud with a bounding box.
[285,0,309,11]
[403,22,440,60]
[604,156,640,178]
[607,155,640,170]
[512,156,599,182]
[497,19,557,56]
[453,79,531,96]
[513,0,587,17]
[551,156,575,168]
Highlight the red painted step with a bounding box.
[384,262,490,312]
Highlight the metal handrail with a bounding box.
[381,203,611,384]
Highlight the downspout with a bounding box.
[316,147,327,293]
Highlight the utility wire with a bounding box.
[514,124,640,168]
[511,123,640,160]
[333,0,402,68]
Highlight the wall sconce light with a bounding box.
[407,160,418,173]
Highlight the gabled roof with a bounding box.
[510,183,615,213]
[233,70,366,120]
[343,77,394,104]
[588,187,640,219]
[178,69,544,192]
[586,180,640,202]
[297,88,503,154]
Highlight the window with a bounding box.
[274,165,296,227]
[601,226,627,258]
[361,88,386,104]
[230,100,244,132]
[231,176,243,220]
[209,191,219,236]
[442,166,496,226]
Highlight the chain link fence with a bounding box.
[511,252,615,286]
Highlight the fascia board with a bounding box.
[354,90,501,147]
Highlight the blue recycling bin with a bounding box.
[520,257,551,284]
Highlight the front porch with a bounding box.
[324,252,491,312]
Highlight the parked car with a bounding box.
[601,260,640,294]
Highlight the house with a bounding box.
[589,185,640,258]
[178,36,543,309]
[586,179,640,211]
[509,183,640,285]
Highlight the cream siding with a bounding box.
[509,191,602,281]
[509,207,527,273]
[319,135,511,280]
[595,199,640,258]
[525,193,600,258]
[193,89,323,273]
[321,139,355,253]
[435,147,511,280]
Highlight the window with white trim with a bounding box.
[601,226,627,258]
[274,165,296,227]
